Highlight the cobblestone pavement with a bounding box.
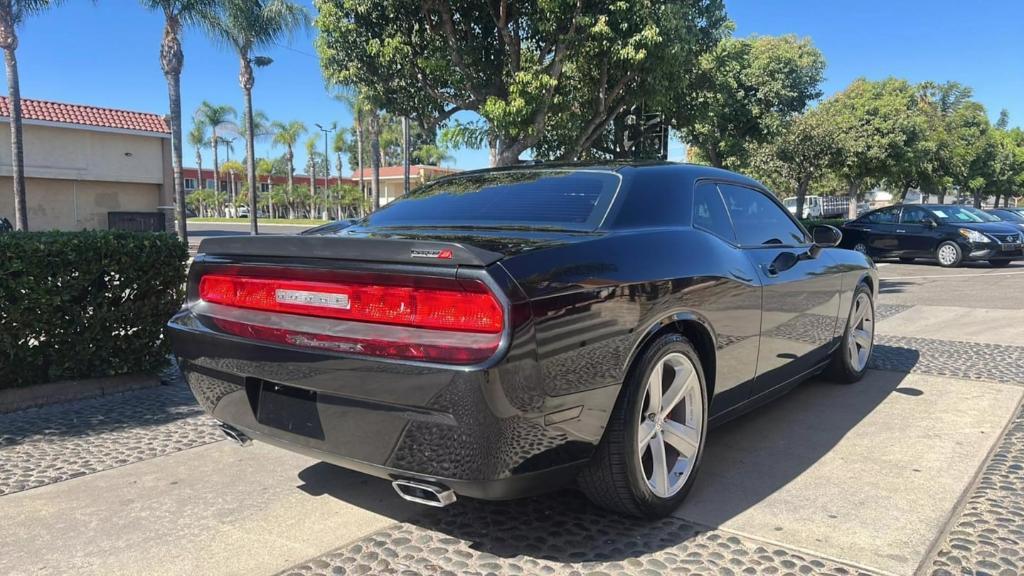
[871,335,1024,385]
[276,492,877,576]
[927,404,1024,576]
[0,368,221,496]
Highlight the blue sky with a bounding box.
[6,0,1022,174]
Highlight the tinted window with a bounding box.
[927,205,996,223]
[863,208,898,224]
[901,206,931,224]
[364,170,620,231]
[692,183,736,242]
[718,184,806,246]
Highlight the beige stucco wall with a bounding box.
[0,121,171,230]
[0,122,167,184]
[0,176,161,231]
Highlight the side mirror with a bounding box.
[811,224,842,247]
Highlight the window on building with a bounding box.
[219,180,228,192]
[184,178,197,191]
[205,179,215,190]
[259,182,271,193]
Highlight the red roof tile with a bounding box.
[351,165,460,179]
[0,97,170,134]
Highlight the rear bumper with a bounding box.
[169,310,604,500]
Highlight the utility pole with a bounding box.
[315,123,335,220]
[401,116,410,195]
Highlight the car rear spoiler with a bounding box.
[196,235,505,267]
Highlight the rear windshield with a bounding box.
[362,170,621,231]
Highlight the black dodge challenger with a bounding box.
[169,163,878,518]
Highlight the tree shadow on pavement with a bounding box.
[294,347,922,564]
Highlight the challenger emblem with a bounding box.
[275,289,351,310]
[410,248,453,259]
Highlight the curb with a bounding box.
[0,373,163,413]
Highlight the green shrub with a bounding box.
[801,218,848,229]
[0,231,188,388]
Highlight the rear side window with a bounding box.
[693,183,736,243]
[863,208,898,224]
[718,184,807,246]
[363,170,621,231]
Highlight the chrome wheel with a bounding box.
[938,243,958,266]
[846,292,873,372]
[637,352,703,498]
[853,243,868,255]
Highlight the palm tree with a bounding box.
[270,120,305,213]
[332,129,346,180]
[237,109,272,142]
[187,122,207,191]
[334,87,366,199]
[195,101,236,200]
[201,0,308,234]
[219,159,244,211]
[142,0,215,241]
[0,0,63,230]
[255,157,273,217]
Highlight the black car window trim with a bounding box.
[690,180,740,247]
[707,179,812,249]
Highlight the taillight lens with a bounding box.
[197,272,505,364]
[199,274,502,333]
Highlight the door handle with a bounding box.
[896,228,907,233]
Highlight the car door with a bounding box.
[896,206,942,256]
[718,183,843,396]
[845,207,900,255]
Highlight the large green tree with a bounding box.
[315,0,726,166]
[748,105,844,217]
[202,0,308,234]
[0,0,63,230]
[142,0,215,241]
[672,34,825,169]
[820,77,925,217]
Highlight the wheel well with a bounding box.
[635,319,717,402]
[859,274,875,296]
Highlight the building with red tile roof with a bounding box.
[350,164,459,205]
[0,97,173,231]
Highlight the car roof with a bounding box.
[420,161,767,192]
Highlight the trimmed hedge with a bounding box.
[801,218,848,229]
[0,231,188,389]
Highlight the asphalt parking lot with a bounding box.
[1,259,1022,576]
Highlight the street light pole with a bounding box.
[315,123,335,220]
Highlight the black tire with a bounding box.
[936,241,963,268]
[899,257,915,264]
[579,333,708,518]
[989,259,1012,268]
[826,283,874,384]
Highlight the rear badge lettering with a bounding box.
[275,289,351,310]
[411,248,453,259]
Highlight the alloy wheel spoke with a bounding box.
[647,362,664,414]
[638,419,657,452]
[649,431,669,496]
[662,419,699,459]
[660,369,694,419]
[853,328,872,348]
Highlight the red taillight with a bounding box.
[199,274,502,333]
[197,271,506,364]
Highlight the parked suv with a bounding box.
[842,204,1023,267]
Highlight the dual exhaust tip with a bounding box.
[392,479,457,507]
[218,421,456,508]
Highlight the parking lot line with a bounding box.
[880,270,1024,280]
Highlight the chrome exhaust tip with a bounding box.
[218,422,252,447]
[392,479,456,507]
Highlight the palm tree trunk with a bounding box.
[195,148,203,192]
[286,147,294,215]
[369,109,381,210]
[244,89,258,235]
[211,129,220,199]
[160,13,187,240]
[4,45,27,230]
[356,110,364,207]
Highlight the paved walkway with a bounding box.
[1,261,1022,576]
